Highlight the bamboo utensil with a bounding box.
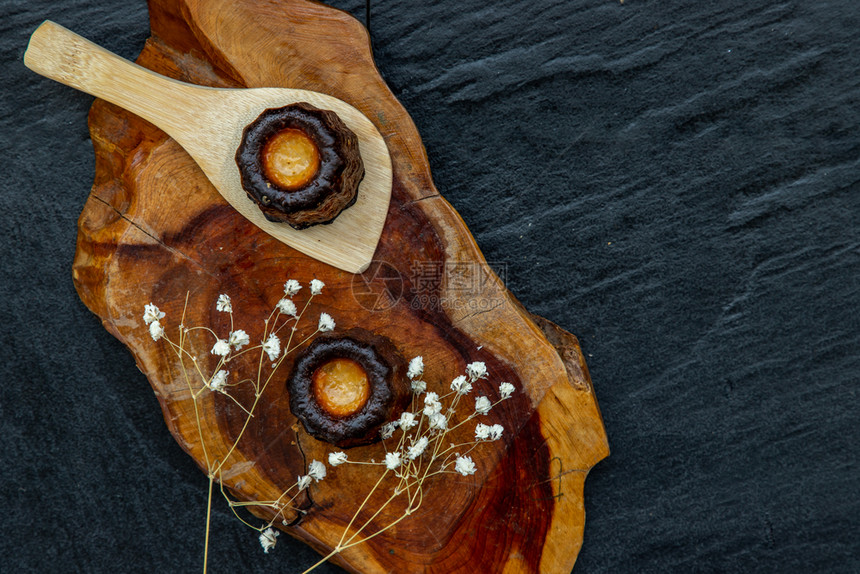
[25,20,392,273]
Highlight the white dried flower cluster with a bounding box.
[423,393,442,417]
[450,375,472,395]
[149,321,164,341]
[385,451,401,470]
[408,356,426,394]
[319,358,512,530]
[296,475,312,491]
[143,304,165,341]
[216,294,232,313]
[296,458,327,491]
[211,339,230,357]
[455,456,477,476]
[328,452,348,467]
[318,313,335,332]
[259,527,279,553]
[210,370,228,393]
[474,396,492,415]
[142,280,361,558]
[380,421,398,439]
[407,356,424,380]
[308,460,326,482]
[263,333,281,361]
[277,298,297,317]
[283,279,302,296]
[229,330,250,350]
[142,303,165,325]
[407,436,429,460]
[399,412,417,431]
[475,423,504,441]
[428,412,447,431]
[466,361,487,381]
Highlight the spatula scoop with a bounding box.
[24,20,392,274]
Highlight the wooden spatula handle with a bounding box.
[24,20,207,140]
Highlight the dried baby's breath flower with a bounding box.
[380,421,398,439]
[216,294,232,313]
[297,475,312,491]
[466,361,487,382]
[328,452,348,467]
[450,375,472,395]
[488,424,504,441]
[143,303,164,325]
[308,460,326,482]
[210,370,228,393]
[149,320,164,341]
[429,412,448,431]
[399,411,417,431]
[283,279,302,296]
[276,298,297,316]
[475,423,503,441]
[318,313,335,332]
[455,456,477,476]
[474,396,492,415]
[259,527,279,553]
[407,436,429,460]
[211,339,230,357]
[423,392,442,417]
[263,333,281,361]
[407,356,424,379]
[143,287,511,567]
[385,451,401,470]
[229,330,250,350]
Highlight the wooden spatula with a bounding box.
[24,20,391,274]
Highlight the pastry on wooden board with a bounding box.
[67,0,609,572]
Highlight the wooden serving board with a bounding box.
[72,0,608,572]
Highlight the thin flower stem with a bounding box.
[342,479,427,551]
[203,475,214,574]
[255,323,269,395]
[300,549,340,574]
[220,481,268,530]
[435,440,481,460]
[446,412,478,433]
[272,316,297,337]
[220,392,254,417]
[177,350,211,470]
[338,468,390,548]
[341,503,411,550]
[225,344,263,363]
[286,328,321,355]
[230,500,283,508]
[186,325,220,339]
[342,488,403,547]
[214,394,260,473]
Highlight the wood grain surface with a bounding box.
[72,0,608,571]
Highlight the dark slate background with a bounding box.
[2,0,858,572]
